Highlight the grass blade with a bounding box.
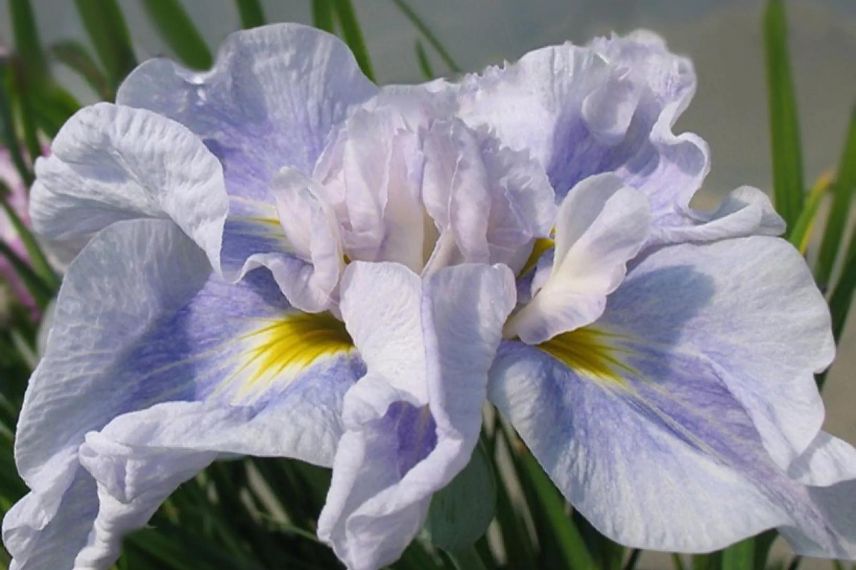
[331,0,375,81]
[415,40,435,79]
[390,0,460,72]
[8,0,48,81]
[815,105,856,287]
[50,41,112,100]
[788,172,831,253]
[141,0,213,70]
[720,538,754,570]
[0,65,32,185]
[827,232,856,344]
[235,0,265,29]
[514,444,595,570]
[764,0,804,231]
[312,0,335,33]
[74,0,137,93]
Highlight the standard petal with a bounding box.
[30,103,228,268]
[490,236,841,554]
[318,261,515,570]
[117,23,377,202]
[505,174,650,343]
[456,31,708,228]
[6,219,362,569]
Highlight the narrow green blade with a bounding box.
[8,0,48,81]
[516,448,595,570]
[74,0,137,92]
[312,0,335,33]
[827,232,856,344]
[764,0,804,231]
[816,105,856,287]
[390,0,460,72]
[0,65,32,185]
[788,173,831,253]
[331,0,375,81]
[141,0,213,70]
[235,0,265,29]
[415,40,435,80]
[720,538,754,570]
[50,41,112,100]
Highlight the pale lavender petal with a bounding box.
[319,261,515,570]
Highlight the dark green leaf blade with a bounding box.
[50,41,112,100]
[764,0,804,231]
[720,538,754,570]
[390,0,460,73]
[235,0,265,29]
[424,442,496,553]
[816,105,856,287]
[141,0,213,70]
[312,0,335,33]
[331,0,375,81]
[74,0,137,93]
[8,0,48,81]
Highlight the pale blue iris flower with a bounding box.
[3,23,855,570]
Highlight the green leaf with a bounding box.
[720,538,754,570]
[74,0,137,92]
[235,0,265,29]
[415,40,435,80]
[751,530,778,570]
[331,0,375,81]
[827,231,856,345]
[141,0,213,70]
[312,0,335,33]
[390,0,460,73]
[8,0,48,81]
[788,173,831,253]
[424,442,496,552]
[0,183,58,291]
[50,40,113,100]
[515,445,595,570]
[0,238,53,309]
[764,0,804,230]
[0,65,32,186]
[816,105,856,287]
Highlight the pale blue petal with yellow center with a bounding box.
[4,219,361,570]
[490,236,846,554]
[318,261,516,570]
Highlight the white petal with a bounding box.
[319,262,515,570]
[506,174,650,343]
[30,103,228,269]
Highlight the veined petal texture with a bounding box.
[5,220,362,569]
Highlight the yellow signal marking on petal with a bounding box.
[537,327,635,386]
[229,312,355,398]
[519,237,555,276]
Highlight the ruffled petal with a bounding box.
[117,23,377,203]
[318,261,515,570]
[30,103,228,268]
[505,174,650,343]
[456,31,708,229]
[490,236,843,554]
[6,219,362,569]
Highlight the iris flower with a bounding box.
[4,24,855,570]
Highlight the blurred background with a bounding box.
[0,1,854,569]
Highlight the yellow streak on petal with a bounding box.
[519,237,555,276]
[537,327,634,386]
[230,312,355,398]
